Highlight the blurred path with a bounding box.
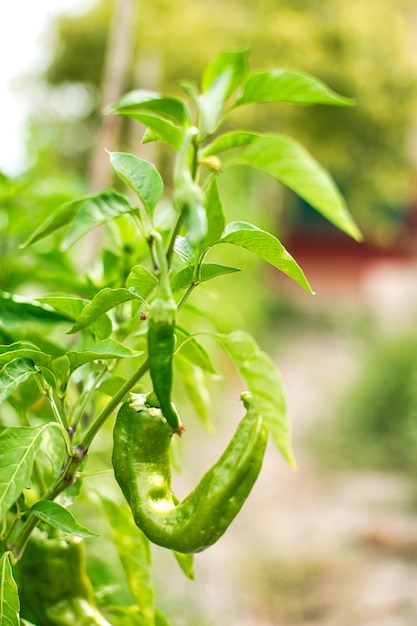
[159,331,417,626]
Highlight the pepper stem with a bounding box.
[151,231,174,301]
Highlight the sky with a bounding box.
[0,0,93,175]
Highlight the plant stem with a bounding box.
[81,357,149,450]
[35,373,68,429]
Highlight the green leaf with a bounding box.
[126,266,158,299]
[0,343,53,371]
[108,152,164,216]
[20,196,86,248]
[0,426,46,518]
[202,48,249,98]
[235,69,355,107]
[219,221,312,293]
[173,236,196,266]
[68,288,145,334]
[200,179,226,249]
[183,200,208,248]
[202,130,257,155]
[21,191,134,249]
[0,553,20,626]
[37,295,113,340]
[0,358,38,403]
[171,263,240,293]
[213,330,295,468]
[31,501,98,537]
[37,427,67,485]
[0,291,72,329]
[61,191,136,250]
[138,114,183,150]
[65,339,141,372]
[37,295,87,319]
[198,49,249,135]
[96,373,128,396]
[110,89,190,126]
[209,132,362,241]
[101,497,155,626]
[155,609,172,626]
[175,357,213,431]
[175,327,218,374]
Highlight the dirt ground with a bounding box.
[156,330,417,625]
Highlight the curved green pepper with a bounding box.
[112,393,268,553]
[19,530,112,626]
[147,232,180,430]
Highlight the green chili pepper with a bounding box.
[148,232,180,430]
[112,392,268,553]
[19,530,112,626]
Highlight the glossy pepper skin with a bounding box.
[147,232,180,430]
[112,394,268,553]
[147,295,180,430]
[19,530,112,626]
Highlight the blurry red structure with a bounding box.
[281,201,417,300]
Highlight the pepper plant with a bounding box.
[0,49,360,625]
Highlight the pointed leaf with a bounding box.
[173,551,195,579]
[37,296,112,340]
[108,152,163,216]
[198,49,249,135]
[171,263,240,293]
[0,358,38,403]
[175,327,218,374]
[126,266,158,299]
[20,197,86,248]
[65,340,141,372]
[200,179,226,249]
[102,498,155,626]
[21,191,134,249]
[235,69,355,107]
[219,133,361,241]
[173,236,196,266]
[96,373,128,396]
[110,89,190,126]
[155,610,172,626]
[0,426,46,517]
[137,114,183,150]
[183,200,207,247]
[197,72,234,136]
[202,130,258,156]
[0,343,53,371]
[62,191,135,250]
[31,501,98,537]
[176,357,213,431]
[68,288,145,334]
[219,221,312,293]
[0,291,72,329]
[0,553,20,626]
[213,330,295,468]
[202,49,249,97]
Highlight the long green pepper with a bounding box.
[18,530,112,626]
[147,232,181,430]
[112,392,268,553]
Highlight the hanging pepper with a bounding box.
[112,392,268,554]
[147,232,181,430]
[18,530,112,626]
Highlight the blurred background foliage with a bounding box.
[22,0,417,243]
[310,330,417,476]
